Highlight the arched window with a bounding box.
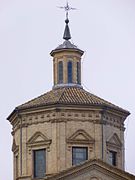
[58,61,63,83]
[77,62,81,84]
[68,61,72,83]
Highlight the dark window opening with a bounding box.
[109,151,117,166]
[33,149,46,178]
[77,62,81,84]
[72,147,88,166]
[58,61,63,83]
[68,61,72,83]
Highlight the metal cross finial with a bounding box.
[58,1,76,19]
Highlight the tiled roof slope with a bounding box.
[17,87,129,114]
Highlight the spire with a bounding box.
[58,2,76,41]
[63,18,71,40]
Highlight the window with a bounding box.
[33,149,46,178]
[109,151,117,166]
[72,147,88,165]
[77,62,81,84]
[58,61,63,83]
[68,61,72,83]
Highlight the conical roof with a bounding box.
[15,87,129,114]
[50,12,84,56]
[50,40,83,56]
[63,18,71,40]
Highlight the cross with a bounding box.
[58,1,76,19]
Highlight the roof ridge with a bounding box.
[17,90,52,109]
[56,87,66,103]
[85,90,129,113]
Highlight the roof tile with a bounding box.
[17,87,129,114]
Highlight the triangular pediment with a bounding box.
[67,129,94,144]
[27,132,51,146]
[47,159,135,180]
[34,135,45,142]
[107,133,122,147]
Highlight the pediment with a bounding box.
[27,132,51,146]
[67,129,94,144]
[48,159,134,180]
[107,133,122,147]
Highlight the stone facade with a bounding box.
[9,103,129,180]
[52,51,82,86]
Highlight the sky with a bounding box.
[0,0,135,179]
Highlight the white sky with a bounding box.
[0,0,135,179]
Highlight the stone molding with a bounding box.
[107,133,122,150]
[11,107,125,133]
[16,176,31,180]
[46,159,135,180]
[27,131,52,149]
[12,110,102,132]
[67,129,94,145]
[12,110,125,134]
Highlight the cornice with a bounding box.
[7,101,129,125]
[46,159,135,180]
[11,109,125,133]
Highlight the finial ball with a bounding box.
[65,18,69,24]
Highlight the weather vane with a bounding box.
[58,1,76,19]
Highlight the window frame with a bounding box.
[67,61,73,83]
[77,61,81,84]
[72,146,88,166]
[109,150,117,166]
[58,61,63,84]
[33,149,46,178]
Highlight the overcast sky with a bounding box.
[0,0,135,179]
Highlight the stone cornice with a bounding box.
[46,159,135,180]
[11,109,125,133]
[7,102,129,125]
